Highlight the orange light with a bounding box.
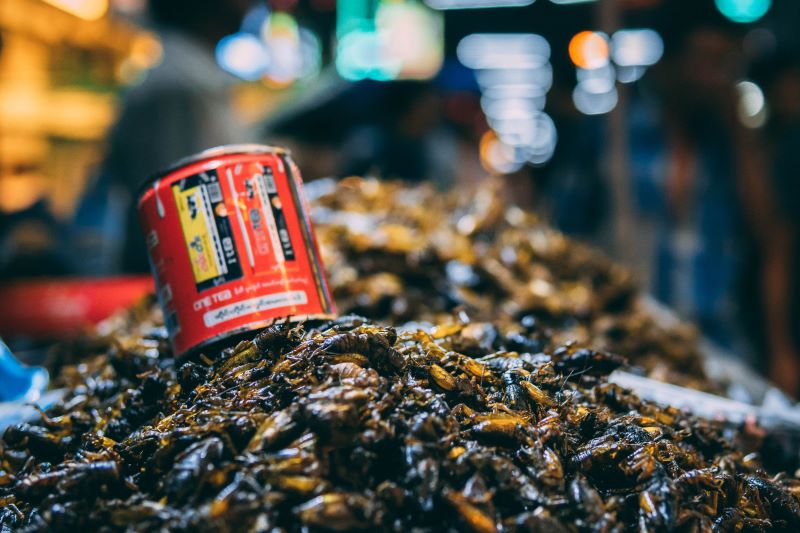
[479,130,521,175]
[43,0,109,21]
[129,33,163,69]
[568,31,609,70]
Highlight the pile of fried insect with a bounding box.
[2,179,798,531]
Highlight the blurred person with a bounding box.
[0,33,73,278]
[638,7,751,345]
[0,200,73,278]
[93,0,252,273]
[535,77,609,240]
[631,5,793,388]
[543,5,783,381]
[749,52,800,394]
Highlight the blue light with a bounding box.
[715,0,771,23]
[215,32,270,81]
[240,3,270,35]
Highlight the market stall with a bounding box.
[3,0,800,531]
[2,175,799,530]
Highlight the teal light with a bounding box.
[715,0,771,23]
[336,0,392,80]
[336,29,398,81]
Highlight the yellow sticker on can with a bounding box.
[173,185,221,284]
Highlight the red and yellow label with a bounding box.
[138,150,335,356]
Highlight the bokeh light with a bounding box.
[337,31,392,81]
[111,0,145,14]
[616,65,647,84]
[426,0,534,9]
[128,33,163,70]
[517,113,557,165]
[475,67,553,92]
[261,13,301,86]
[43,0,108,20]
[576,65,615,94]
[216,33,270,81]
[117,32,163,86]
[298,29,323,81]
[611,29,663,67]
[482,96,545,120]
[377,1,444,79]
[241,3,271,35]
[462,32,557,168]
[573,84,618,115]
[569,31,609,70]
[480,131,524,174]
[336,1,442,81]
[482,83,547,100]
[715,0,771,23]
[736,80,767,128]
[458,33,549,70]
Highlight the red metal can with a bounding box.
[137,144,336,357]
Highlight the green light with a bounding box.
[336,0,443,81]
[715,0,771,23]
[337,0,377,39]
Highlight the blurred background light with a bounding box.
[481,96,545,119]
[482,83,547,100]
[298,29,323,81]
[549,0,595,3]
[216,32,270,81]
[261,11,298,43]
[458,33,550,70]
[486,114,556,162]
[611,29,663,67]
[241,3,271,35]
[573,83,618,115]
[127,32,163,70]
[336,30,397,81]
[336,0,443,81]
[480,131,524,174]
[576,65,615,94]
[377,1,444,79]
[261,13,302,86]
[715,0,772,23]
[736,80,768,128]
[462,31,557,169]
[616,65,647,83]
[43,0,109,20]
[110,0,144,14]
[116,32,163,86]
[426,0,534,9]
[474,66,553,91]
[569,31,609,70]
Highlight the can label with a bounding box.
[138,147,335,356]
[172,170,243,290]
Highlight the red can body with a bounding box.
[137,145,335,356]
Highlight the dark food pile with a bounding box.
[3,317,800,531]
[2,178,798,531]
[313,178,708,389]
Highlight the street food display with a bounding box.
[314,177,708,390]
[1,178,798,531]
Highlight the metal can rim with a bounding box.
[136,144,291,200]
